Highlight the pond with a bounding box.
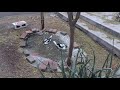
[26,32,68,61]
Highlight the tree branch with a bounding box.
[73,12,80,24]
[67,12,73,26]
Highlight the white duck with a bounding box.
[43,35,52,45]
[53,41,67,50]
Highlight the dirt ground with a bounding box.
[0,12,120,78]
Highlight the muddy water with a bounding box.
[26,33,68,61]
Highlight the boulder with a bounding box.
[55,31,70,49]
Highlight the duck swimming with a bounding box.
[43,35,52,45]
[53,41,67,50]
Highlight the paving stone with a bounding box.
[48,60,58,71]
[20,33,28,39]
[25,30,33,34]
[45,29,57,34]
[26,56,36,64]
[23,49,31,56]
[18,48,24,53]
[20,40,26,47]
[31,52,40,56]
[39,60,49,72]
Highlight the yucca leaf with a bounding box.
[39,69,45,78]
[71,47,81,77]
[60,50,67,78]
[37,64,45,78]
[102,53,110,69]
[78,59,91,78]
[112,64,120,77]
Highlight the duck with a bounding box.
[53,41,67,50]
[43,35,52,45]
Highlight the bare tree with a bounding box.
[41,12,44,30]
[67,12,80,66]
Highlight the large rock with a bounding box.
[55,31,70,49]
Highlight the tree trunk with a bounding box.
[41,12,44,30]
[67,26,75,66]
[67,12,80,66]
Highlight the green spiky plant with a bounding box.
[38,47,118,78]
[38,38,119,78]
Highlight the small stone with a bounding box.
[60,31,67,36]
[39,60,49,72]
[74,42,80,48]
[26,56,36,64]
[20,40,26,47]
[48,60,58,71]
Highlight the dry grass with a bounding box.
[0,12,119,78]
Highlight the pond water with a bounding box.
[26,32,68,61]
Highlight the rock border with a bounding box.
[19,28,87,72]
